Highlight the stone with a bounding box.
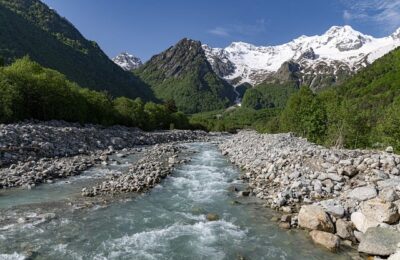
[206,213,220,221]
[386,146,394,153]
[347,186,377,201]
[379,188,399,203]
[354,230,364,242]
[389,251,400,260]
[281,214,292,223]
[239,191,250,197]
[351,212,381,233]
[298,205,335,233]
[309,230,340,252]
[358,227,400,256]
[361,198,400,224]
[279,222,291,229]
[320,199,345,218]
[336,219,353,240]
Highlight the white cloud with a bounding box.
[342,0,400,32]
[208,27,230,37]
[208,19,266,37]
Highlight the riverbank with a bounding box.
[220,130,400,258]
[0,121,209,189]
[0,143,351,259]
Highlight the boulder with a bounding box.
[351,212,381,233]
[320,199,345,218]
[347,186,377,201]
[309,230,340,251]
[298,205,335,233]
[361,198,399,224]
[336,219,353,240]
[358,227,400,256]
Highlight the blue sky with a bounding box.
[42,0,400,61]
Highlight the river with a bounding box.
[0,143,352,259]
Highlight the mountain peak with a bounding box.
[113,52,142,71]
[203,25,400,86]
[326,25,355,34]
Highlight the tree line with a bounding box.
[0,57,189,130]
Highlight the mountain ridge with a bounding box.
[0,0,155,100]
[203,25,400,90]
[134,38,236,113]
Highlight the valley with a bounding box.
[1,0,400,259]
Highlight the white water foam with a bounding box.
[0,253,26,260]
[97,220,246,260]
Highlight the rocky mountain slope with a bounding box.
[0,0,154,100]
[113,52,143,71]
[204,26,400,90]
[134,38,236,113]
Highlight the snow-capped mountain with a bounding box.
[112,52,143,71]
[203,26,400,89]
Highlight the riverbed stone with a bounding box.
[361,198,400,224]
[379,188,399,203]
[347,186,378,201]
[298,205,335,233]
[336,219,353,240]
[351,211,381,233]
[358,227,400,256]
[309,230,340,251]
[319,199,345,218]
[206,213,220,221]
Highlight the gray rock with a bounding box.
[380,188,399,202]
[336,219,353,240]
[320,199,345,218]
[358,227,400,256]
[347,186,377,201]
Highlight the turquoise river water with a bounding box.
[0,143,353,259]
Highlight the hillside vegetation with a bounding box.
[0,0,155,100]
[134,39,236,113]
[0,57,188,130]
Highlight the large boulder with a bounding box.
[298,205,335,233]
[347,186,377,201]
[361,198,400,224]
[358,227,400,256]
[309,230,340,252]
[351,212,381,233]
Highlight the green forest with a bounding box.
[0,0,155,100]
[0,57,189,130]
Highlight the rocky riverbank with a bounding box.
[0,121,209,189]
[81,143,188,197]
[220,131,400,258]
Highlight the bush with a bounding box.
[279,86,327,143]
